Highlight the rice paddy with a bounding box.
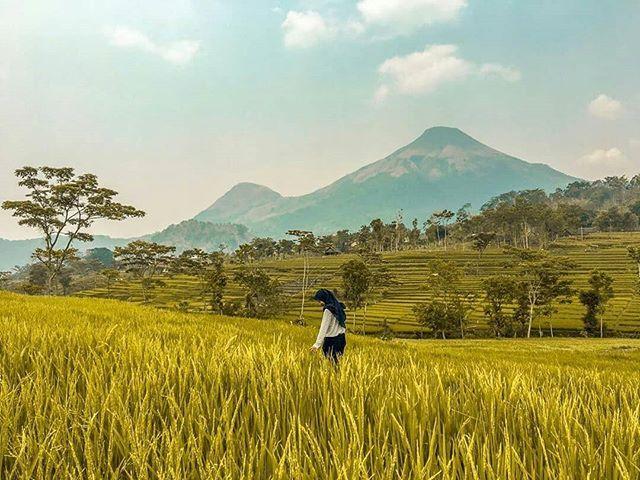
[80,232,640,335]
[0,291,639,479]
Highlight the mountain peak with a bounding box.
[412,126,485,150]
[194,182,282,224]
[228,182,280,195]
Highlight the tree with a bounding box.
[100,268,120,297]
[2,167,144,294]
[0,271,12,290]
[579,270,614,337]
[340,259,370,328]
[173,249,227,313]
[505,249,574,338]
[471,232,496,274]
[85,247,115,267]
[357,252,395,333]
[113,241,175,302]
[408,219,421,249]
[234,268,287,319]
[439,210,455,250]
[23,263,48,295]
[414,259,474,339]
[287,230,315,324]
[482,275,516,337]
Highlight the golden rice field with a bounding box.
[81,232,640,335]
[1,291,640,479]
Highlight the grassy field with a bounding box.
[1,291,640,478]
[80,232,640,335]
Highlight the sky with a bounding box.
[0,0,639,239]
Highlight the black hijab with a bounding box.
[313,289,347,328]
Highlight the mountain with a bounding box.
[0,220,252,270]
[195,127,579,236]
[139,220,251,253]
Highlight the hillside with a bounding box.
[1,291,639,477]
[195,127,578,236]
[81,232,640,335]
[0,220,252,270]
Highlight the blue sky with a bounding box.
[1,0,639,238]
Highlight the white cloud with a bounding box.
[104,26,199,65]
[378,45,471,95]
[282,11,335,49]
[577,147,635,179]
[357,0,467,31]
[479,63,522,82]
[373,84,390,104]
[581,148,625,165]
[588,94,623,120]
[375,45,520,102]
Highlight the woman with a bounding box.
[311,289,347,363]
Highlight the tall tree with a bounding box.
[340,258,370,328]
[505,249,574,338]
[287,230,315,324]
[0,271,12,290]
[173,249,227,313]
[113,241,175,302]
[2,167,144,294]
[579,270,614,337]
[471,232,496,274]
[482,275,516,337]
[439,210,455,251]
[358,252,395,333]
[414,259,474,339]
[234,268,287,319]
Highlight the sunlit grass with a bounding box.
[1,291,639,478]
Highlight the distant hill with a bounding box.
[139,220,251,253]
[0,220,251,270]
[195,127,578,236]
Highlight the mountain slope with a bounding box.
[195,127,578,236]
[0,221,252,270]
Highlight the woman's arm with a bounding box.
[312,309,332,349]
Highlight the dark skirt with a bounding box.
[322,333,346,363]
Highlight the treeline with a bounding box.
[231,176,640,261]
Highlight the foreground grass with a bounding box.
[1,292,639,479]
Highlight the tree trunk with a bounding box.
[527,302,535,338]
[362,303,367,335]
[299,255,308,321]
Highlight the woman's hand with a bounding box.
[310,346,320,352]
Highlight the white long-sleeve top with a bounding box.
[313,309,346,348]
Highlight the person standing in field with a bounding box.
[311,289,347,363]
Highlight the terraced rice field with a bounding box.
[1,292,640,478]
[80,232,640,335]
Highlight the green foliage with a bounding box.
[579,270,615,337]
[85,247,115,267]
[233,268,287,319]
[79,233,640,336]
[0,271,11,290]
[482,275,517,337]
[1,166,144,293]
[114,241,176,302]
[173,249,227,313]
[414,260,474,338]
[504,248,575,337]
